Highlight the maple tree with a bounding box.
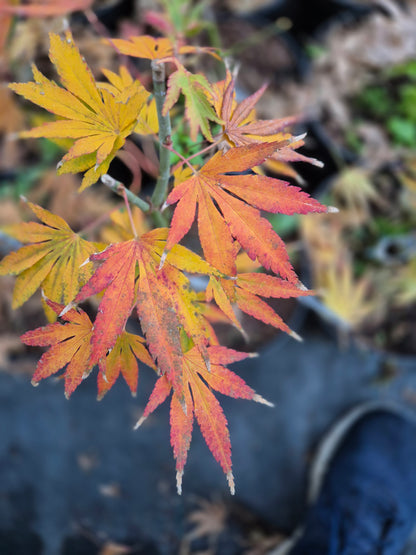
[0,20,336,494]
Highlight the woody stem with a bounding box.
[151,61,172,209]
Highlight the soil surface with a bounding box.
[1,312,416,554]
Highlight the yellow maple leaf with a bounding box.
[99,66,158,135]
[9,32,149,190]
[0,202,99,316]
[318,260,377,329]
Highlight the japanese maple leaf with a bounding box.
[213,78,323,181]
[0,202,97,310]
[107,37,221,140]
[9,32,149,190]
[136,345,271,494]
[151,239,225,355]
[207,272,312,340]
[164,141,328,279]
[108,35,174,60]
[108,35,219,62]
[163,65,222,141]
[73,228,222,389]
[21,300,94,398]
[99,66,159,136]
[73,237,151,367]
[97,331,156,400]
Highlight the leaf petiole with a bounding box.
[171,140,220,174]
[164,140,197,174]
[121,187,138,238]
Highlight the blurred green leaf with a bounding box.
[387,117,416,147]
[267,213,299,238]
[399,84,416,122]
[388,60,416,81]
[356,86,392,119]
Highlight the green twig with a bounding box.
[151,210,169,228]
[101,174,150,212]
[151,60,172,208]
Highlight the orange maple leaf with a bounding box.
[21,300,94,398]
[164,141,328,278]
[0,202,98,311]
[21,300,155,399]
[9,32,149,190]
[107,35,219,62]
[107,35,175,61]
[136,345,271,494]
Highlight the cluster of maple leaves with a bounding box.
[0,30,331,494]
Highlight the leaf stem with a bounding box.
[164,142,197,173]
[121,187,138,238]
[101,174,150,212]
[151,61,172,208]
[171,140,219,173]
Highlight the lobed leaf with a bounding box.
[21,301,94,398]
[0,202,97,310]
[75,240,142,366]
[214,79,321,180]
[138,344,269,494]
[165,142,329,279]
[108,35,174,60]
[97,331,155,400]
[9,32,148,189]
[163,66,222,141]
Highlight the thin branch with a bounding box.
[101,174,150,212]
[151,60,172,208]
